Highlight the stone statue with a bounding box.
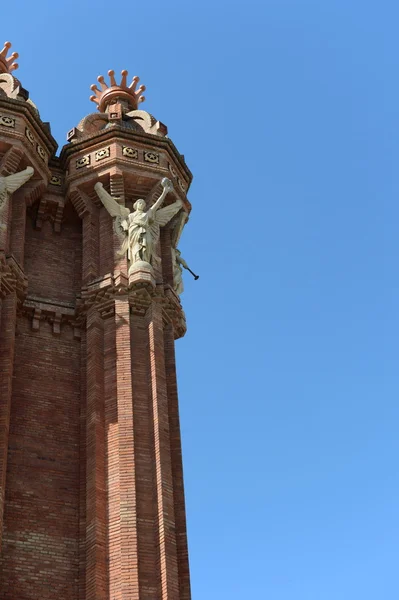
[172,248,185,295]
[0,166,34,231]
[94,177,183,273]
[172,248,199,295]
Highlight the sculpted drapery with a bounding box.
[0,166,34,230]
[94,177,183,272]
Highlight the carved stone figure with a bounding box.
[171,248,199,294]
[0,166,34,231]
[171,248,187,295]
[94,177,183,274]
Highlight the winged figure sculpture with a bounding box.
[0,166,34,230]
[94,177,183,271]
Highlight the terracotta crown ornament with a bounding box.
[0,41,19,74]
[90,70,146,113]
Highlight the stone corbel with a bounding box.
[23,297,76,335]
[0,146,24,176]
[67,187,91,219]
[32,308,41,331]
[35,198,47,229]
[53,312,62,335]
[25,179,47,207]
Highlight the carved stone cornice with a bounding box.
[0,97,57,157]
[161,286,187,339]
[59,126,192,188]
[78,272,186,338]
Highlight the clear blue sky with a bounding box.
[5,1,399,598]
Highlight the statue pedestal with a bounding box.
[128,260,156,290]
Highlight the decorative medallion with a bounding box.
[122,146,138,159]
[0,115,15,128]
[179,179,187,192]
[50,175,62,186]
[169,163,177,178]
[76,155,91,169]
[95,147,110,161]
[144,151,159,164]
[37,144,47,161]
[25,127,35,144]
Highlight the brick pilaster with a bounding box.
[0,293,17,549]
[148,301,179,600]
[164,323,191,600]
[79,330,88,600]
[115,297,139,599]
[85,308,107,600]
[104,312,121,600]
[131,316,160,599]
[82,209,100,284]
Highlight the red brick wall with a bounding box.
[0,318,81,599]
[24,203,82,304]
[0,107,192,599]
[0,203,83,599]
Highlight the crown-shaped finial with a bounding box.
[90,70,146,113]
[0,41,19,74]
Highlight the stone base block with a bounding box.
[128,260,156,290]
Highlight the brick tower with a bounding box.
[0,42,193,599]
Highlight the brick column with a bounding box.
[0,183,28,551]
[131,315,160,599]
[148,301,179,600]
[114,297,139,600]
[85,308,107,600]
[104,313,121,600]
[82,209,100,284]
[79,330,87,600]
[9,189,28,267]
[164,323,191,600]
[0,293,17,549]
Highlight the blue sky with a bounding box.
[5,1,399,597]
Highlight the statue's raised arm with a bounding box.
[148,179,183,263]
[150,177,174,214]
[152,178,183,228]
